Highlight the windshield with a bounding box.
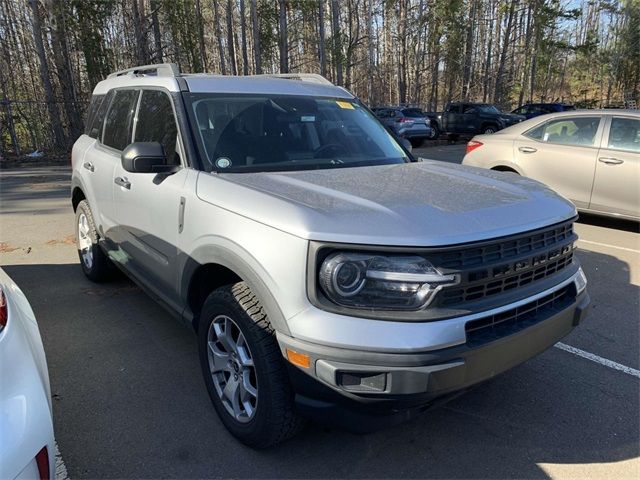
[184,94,409,173]
[477,105,500,114]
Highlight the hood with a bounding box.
[501,113,526,123]
[196,162,576,247]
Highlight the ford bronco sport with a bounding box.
[71,64,589,448]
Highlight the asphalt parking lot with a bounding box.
[1,144,639,479]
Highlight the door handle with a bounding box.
[598,157,624,165]
[83,161,94,172]
[114,177,131,189]
[518,146,537,154]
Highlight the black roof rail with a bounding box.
[107,63,180,79]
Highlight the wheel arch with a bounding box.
[182,245,291,336]
[480,122,499,132]
[490,164,521,174]
[71,186,86,211]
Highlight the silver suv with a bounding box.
[71,64,589,448]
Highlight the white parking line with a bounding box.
[55,442,69,480]
[555,342,640,378]
[577,239,640,253]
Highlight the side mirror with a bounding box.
[400,137,413,153]
[121,142,176,174]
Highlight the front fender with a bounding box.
[180,240,295,336]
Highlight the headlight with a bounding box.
[318,252,458,310]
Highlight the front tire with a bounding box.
[198,282,304,448]
[75,200,113,282]
[482,125,497,134]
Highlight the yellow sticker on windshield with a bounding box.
[336,100,355,109]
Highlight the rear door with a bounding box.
[84,89,137,238]
[513,115,604,208]
[112,89,190,307]
[444,104,462,133]
[590,115,640,218]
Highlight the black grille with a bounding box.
[434,221,576,307]
[440,249,574,305]
[465,284,575,347]
[438,223,574,269]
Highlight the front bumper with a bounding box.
[277,273,589,431]
[399,127,433,139]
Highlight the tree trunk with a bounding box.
[46,0,83,143]
[494,0,517,105]
[278,0,288,73]
[461,0,476,101]
[239,0,249,75]
[28,0,66,150]
[250,0,261,74]
[330,0,342,85]
[150,0,163,62]
[365,0,374,103]
[212,0,227,74]
[318,0,327,77]
[195,0,207,70]
[131,0,150,65]
[226,0,238,75]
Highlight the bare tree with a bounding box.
[250,0,261,74]
[27,0,65,149]
[278,0,288,73]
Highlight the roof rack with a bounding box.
[256,73,333,86]
[107,63,180,79]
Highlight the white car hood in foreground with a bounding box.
[197,161,576,246]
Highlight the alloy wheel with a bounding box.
[77,212,93,269]
[207,315,258,423]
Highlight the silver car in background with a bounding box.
[462,110,640,220]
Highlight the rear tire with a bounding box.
[75,200,114,282]
[482,125,498,134]
[198,282,305,448]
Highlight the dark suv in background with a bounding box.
[512,103,576,119]
[437,102,525,138]
[372,107,434,146]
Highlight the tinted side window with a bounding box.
[525,116,601,146]
[134,90,179,164]
[103,90,138,150]
[85,95,103,136]
[88,91,113,139]
[608,117,640,153]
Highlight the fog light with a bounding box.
[337,371,387,392]
[575,268,587,294]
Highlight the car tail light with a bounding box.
[0,288,7,331]
[395,117,413,123]
[466,140,483,154]
[35,446,50,480]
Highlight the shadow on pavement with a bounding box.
[3,253,638,479]
[577,212,639,233]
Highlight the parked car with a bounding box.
[462,110,639,220]
[0,268,55,480]
[439,102,525,138]
[512,103,576,119]
[372,107,434,146]
[72,64,589,448]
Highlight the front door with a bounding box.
[590,115,640,218]
[514,115,604,209]
[112,89,189,307]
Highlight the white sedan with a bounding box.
[0,268,55,479]
[462,109,639,221]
